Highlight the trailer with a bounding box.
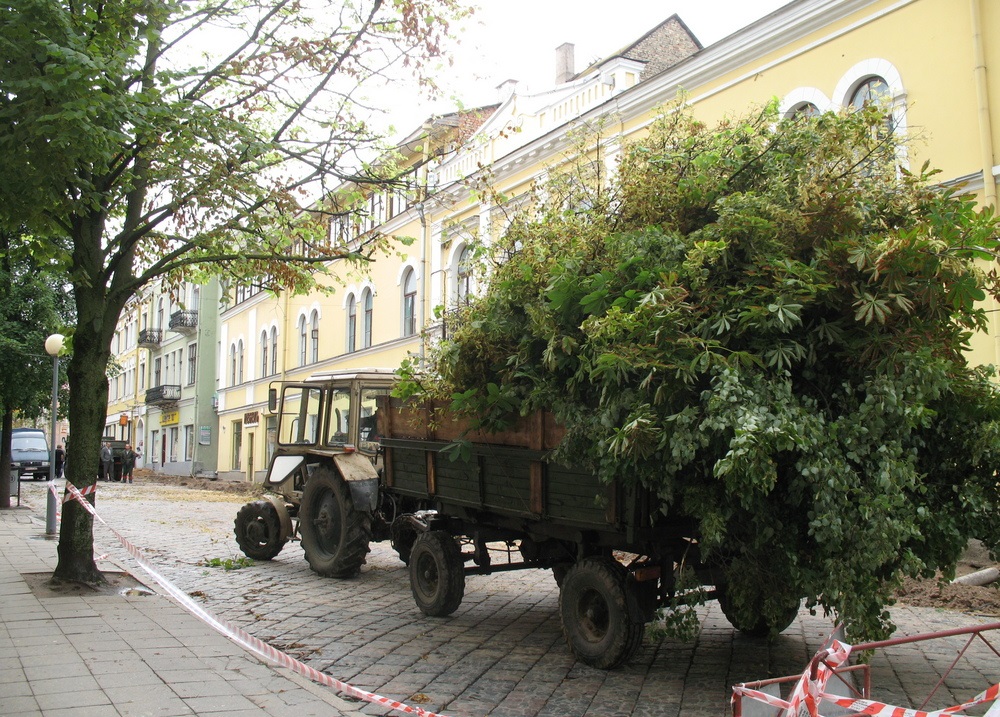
[235,369,799,668]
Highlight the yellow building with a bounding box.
[105,0,999,481]
[104,295,143,447]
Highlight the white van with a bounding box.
[11,428,51,480]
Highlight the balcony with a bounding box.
[145,384,181,406]
[169,310,198,334]
[138,328,162,347]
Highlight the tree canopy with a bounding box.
[399,102,1000,641]
[0,228,72,508]
[0,0,470,581]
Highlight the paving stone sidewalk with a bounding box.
[6,478,1000,716]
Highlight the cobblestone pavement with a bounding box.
[17,479,1000,717]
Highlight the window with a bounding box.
[457,246,472,305]
[270,327,278,375]
[790,102,820,118]
[325,388,352,446]
[187,343,197,384]
[362,289,373,349]
[237,339,244,384]
[403,268,417,337]
[298,315,307,366]
[153,358,161,386]
[310,310,319,363]
[139,360,146,391]
[347,295,357,353]
[157,298,164,329]
[184,425,194,461]
[233,420,243,470]
[169,426,179,462]
[229,344,237,386]
[151,430,159,464]
[277,388,321,445]
[850,76,890,109]
[260,330,269,378]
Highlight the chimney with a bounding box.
[555,42,575,84]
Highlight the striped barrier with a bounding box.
[54,480,451,717]
[732,637,1000,717]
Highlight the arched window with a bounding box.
[402,268,417,337]
[456,246,472,305]
[237,340,244,384]
[260,330,269,378]
[310,310,320,363]
[298,315,307,367]
[362,289,373,349]
[229,344,237,386]
[790,102,820,119]
[850,76,890,109]
[347,295,357,353]
[270,327,278,375]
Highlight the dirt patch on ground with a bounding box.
[894,540,1000,616]
[135,470,264,497]
[23,570,155,598]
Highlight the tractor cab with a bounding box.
[263,368,396,492]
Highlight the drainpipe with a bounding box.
[971,0,997,210]
[971,0,1000,364]
[418,121,432,361]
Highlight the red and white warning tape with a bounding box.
[55,481,451,717]
[732,637,1000,717]
[63,482,95,503]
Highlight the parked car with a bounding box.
[11,428,51,480]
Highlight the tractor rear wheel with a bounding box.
[299,467,372,578]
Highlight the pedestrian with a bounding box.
[54,444,65,479]
[100,441,113,481]
[122,444,136,484]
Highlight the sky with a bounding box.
[415,0,793,115]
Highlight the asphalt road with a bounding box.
[16,478,1000,717]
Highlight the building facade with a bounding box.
[138,280,220,476]
[105,0,1000,480]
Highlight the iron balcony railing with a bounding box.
[137,328,162,347]
[168,310,198,333]
[145,384,181,405]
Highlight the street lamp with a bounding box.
[44,333,64,536]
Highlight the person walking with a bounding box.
[122,444,136,484]
[100,442,113,481]
[54,444,65,479]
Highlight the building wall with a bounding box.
[105,0,1000,480]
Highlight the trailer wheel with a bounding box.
[234,500,287,560]
[299,467,372,578]
[409,531,465,616]
[559,557,644,669]
[716,585,799,638]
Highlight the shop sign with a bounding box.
[244,411,260,427]
[161,410,179,426]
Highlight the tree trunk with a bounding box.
[1,408,12,509]
[53,287,114,584]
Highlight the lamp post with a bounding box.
[44,333,64,536]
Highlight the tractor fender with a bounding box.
[333,452,379,512]
[265,494,294,542]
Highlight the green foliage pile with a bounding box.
[401,102,1000,641]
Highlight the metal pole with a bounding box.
[45,352,59,535]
